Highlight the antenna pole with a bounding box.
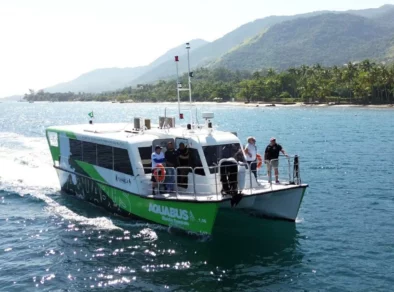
[186,42,193,127]
[175,56,181,118]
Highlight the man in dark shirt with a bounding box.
[264,137,287,183]
[177,142,189,188]
[164,141,178,192]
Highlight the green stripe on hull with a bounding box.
[76,161,107,183]
[98,182,219,234]
[49,146,60,162]
[61,165,219,234]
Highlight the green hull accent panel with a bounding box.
[62,164,219,234]
[76,161,107,183]
[101,183,219,234]
[49,146,60,162]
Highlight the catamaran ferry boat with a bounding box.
[45,43,308,235]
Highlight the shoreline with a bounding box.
[6,100,394,108]
[126,101,394,109]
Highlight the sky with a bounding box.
[1,0,393,98]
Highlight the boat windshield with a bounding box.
[203,143,245,174]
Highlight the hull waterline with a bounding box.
[56,168,219,234]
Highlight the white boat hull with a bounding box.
[220,185,307,221]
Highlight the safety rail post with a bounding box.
[174,167,178,199]
[249,162,253,194]
[191,167,196,200]
[294,155,301,185]
[287,156,291,183]
[213,166,219,201]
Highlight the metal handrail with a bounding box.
[58,154,302,199]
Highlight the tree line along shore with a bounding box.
[24,60,394,105]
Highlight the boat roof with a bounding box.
[47,122,241,147]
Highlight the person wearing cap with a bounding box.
[164,141,178,192]
[151,145,165,195]
[244,136,258,179]
[264,138,288,183]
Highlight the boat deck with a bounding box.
[146,180,307,202]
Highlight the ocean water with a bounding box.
[0,102,393,291]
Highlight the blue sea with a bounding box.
[0,102,393,291]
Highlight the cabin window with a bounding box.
[69,139,82,161]
[114,147,133,175]
[97,144,113,169]
[189,148,205,175]
[82,141,97,165]
[138,146,152,174]
[68,139,134,176]
[47,131,58,147]
[203,143,244,174]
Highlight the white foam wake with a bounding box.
[0,132,122,231]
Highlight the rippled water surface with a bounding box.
[0,102,393,291]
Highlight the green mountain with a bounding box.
[43,4,394,93]
[45,39,209,93]
[346,4,394,18]
[45,66,149,93]
[130,11,331,85]
[370,5,394,28]
[1,95,23,101]
[131,5,394,85]
[213,13,394,70]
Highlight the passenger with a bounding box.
[177,142,189,188]
[244,136,257,179]
[232,144,245,162]
[151,145,165,195]
[264,137,288,183]
[164,141,178,192]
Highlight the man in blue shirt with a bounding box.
[151,145,165,195]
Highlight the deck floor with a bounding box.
[147,180,303,202]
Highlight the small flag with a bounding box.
[88,111,94,118]
[175,56,179,62]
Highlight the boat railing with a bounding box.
[138,166,196,199]
[137,155,301,199]
[193,166,221,199]
[254,155,301,186]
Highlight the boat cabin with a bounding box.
[47,112,259,200]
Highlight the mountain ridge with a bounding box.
[43,4,394,93]
[213,12,394,70]
[45,39,209,93]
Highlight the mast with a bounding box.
[186,42,192,105]
[186,42,193,127]
[175,55,181,119]
[174,42,194,124]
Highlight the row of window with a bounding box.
[203,143,244,174]
[68,139,242,177]
[69,139,133,175]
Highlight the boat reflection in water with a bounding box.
[204,209,301,266]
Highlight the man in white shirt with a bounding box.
[244,136,257,179]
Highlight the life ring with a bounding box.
[256,154,263,169]
[153,164,166,183]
